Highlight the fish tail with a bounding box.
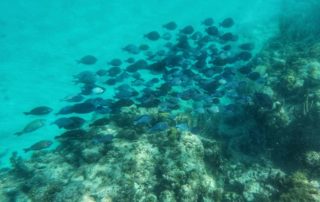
[23,112,30,115]
[15,132,23,136]
[23,148,29,153]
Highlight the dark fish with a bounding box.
[181,25,194,35]
[126,59,148,72]
[202,18,214,26]
[206,26,219,36]
[15,119,45,136]
[139,98,161,108]
[156,49,166,57]
[164,55,183,67]
[117,83,133,91]
[77,55,97,65]
[238,65,252,74]
[201,68,215,77]
[236,51,252,61]
[56,105,74,115]
[199,80,220,94]
[179,89,198,100]
[74,71,97,85]
[123,44,140,54]
[161,99,179,111]
[24,140,53,153]
[222,103,238,113]
[164,42,174,48]
[176,35,191,50]
[211,57,228,66]
[133,115,153,126]
[144,31,160,41]
[190,31,203,41]
[85,97,109,106]
[163,21,177,30]
[53,117,85,130]
[194,51,208,69]
[157,83,172,96]
[110,99,135,111]
[80,84,94,95]
[71,102,96,114]
[149,122,169,132]
[139,44,150,51]
[146,78,160,87]
[125,57,135,63]
[95,106,111,114]
[108,59,122,66]
[115,88,138,100]
[116,72,130,81]
[96,69,108,76]
[132,72,142,80]
[148,60,167,73]
[144,50,156,60]
[107,66,122,77]
[239,43,255,51]
[55,129,88,141]
[212,97,220,104]
[197,35,212,47]
[254,93,273,109]
[105,78,117,85]
[247,72,260,81]
[92,134,114,144]
[24,106,52,115]
[132,79,145,86]
[220,18,234,28]
[220,32,238,41]
[222,45,232,51]
[89,117,109,127]
[222,67,235,79]
[61,95,84,103]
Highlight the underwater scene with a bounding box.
[1,0,320,201]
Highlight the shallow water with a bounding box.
[2,0,320,201]
[0,0,280,167]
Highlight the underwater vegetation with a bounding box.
[2,2,320,201]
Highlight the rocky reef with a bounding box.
[2,1,320,201]
[0,111,286,201]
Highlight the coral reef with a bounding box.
[2,1,320,201]
[0,112,288,201]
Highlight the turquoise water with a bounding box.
[0,0,279,168]
[1,0,320,201]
